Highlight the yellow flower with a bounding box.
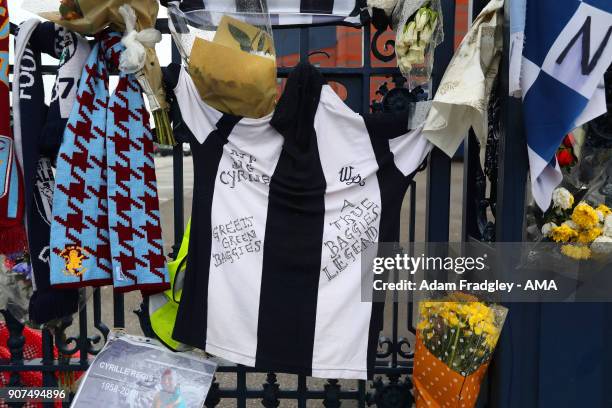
[446,292,479,303]
[596,204,612,217]
[561,244,592,260]
[417,320,430,331]
[550,224,578,242]
[572,203,600,229]
[485,333,499,349]
[576,227,602,244]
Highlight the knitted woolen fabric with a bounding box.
[50,31,169,293]
[0,0,27,255]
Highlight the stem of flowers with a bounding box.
[153,109,176,146]
[447,325,462,369]
[135,71,177,146]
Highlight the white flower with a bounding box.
[398,55,412,72]
[590,236,612,255]
[395,40,409,56]
[541,222,557,237]
[367,0,398,15]
[396,26,411,56]
[415,8,429,31]
[552,187,574,210]
[429,11,438,28]
[420,25,434,45]
[404,21,418,44]
[604,215,612,238]
[405,48,425,64]
[563,220,579,230]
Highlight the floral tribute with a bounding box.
[540,187,612,260]
[413,293,508,408]
[556,133,577,169]
[396,4,439,73]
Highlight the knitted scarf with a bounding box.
[0,0,27,254]
[50,31,169,293]
[13,20,90,323]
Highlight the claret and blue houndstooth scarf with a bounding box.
[13,19,90,323]
[50,30,169,293]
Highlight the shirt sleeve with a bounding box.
[171,65,223,145]
[388,126,432,177]
[363,111,432,177]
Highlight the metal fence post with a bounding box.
[426,0,456,244]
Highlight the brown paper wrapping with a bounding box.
[41,0,157,34]
[214,15,274,54]
[40,0,168,110]
[188,37,277,119]
[413,334,489,408]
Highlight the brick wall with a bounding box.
[455,0,470,48]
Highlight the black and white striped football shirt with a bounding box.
[171,0,365,26]
[171,63,431,379]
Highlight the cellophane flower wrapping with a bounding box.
[168,1,277,119]
[393,0,443,90]
[413,293,507,408]
[0,253,32,323]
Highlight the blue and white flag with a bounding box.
[522,0,611,211]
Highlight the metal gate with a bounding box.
[0,1,532,406]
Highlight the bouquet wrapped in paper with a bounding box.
[414,293,507,408]
[168,1,277,119]
[23,0,175,144]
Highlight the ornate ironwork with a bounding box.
[261,373,280,407]
[90,288,110,354]
[367,373,413,407]
[54,316,79,355]
[371,77,427,114]
[377,336,394,359]
[370,7,391,32]
[485,74,501,220]
[204,378,221,407]
[323,379,342,408]
[397,337,414,359]
[371,27,396,63]
[465,72,502,242]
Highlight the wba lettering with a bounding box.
[556,16,612,75]
[339,166,365,186]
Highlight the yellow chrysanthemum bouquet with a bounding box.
[539,187,612,260]
[413,292,507,408]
